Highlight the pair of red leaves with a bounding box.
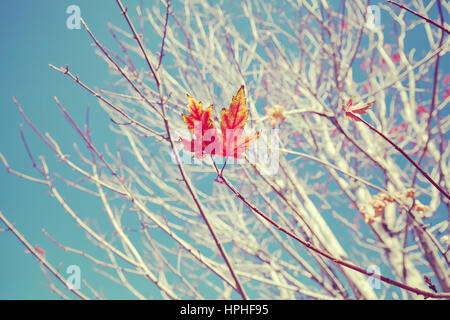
[180,86,259,159]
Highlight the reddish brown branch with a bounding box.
[213,164,450,299]
[411,0,446,197]
[387,0,450,34]
[116,0,248,300]
[354,115,450,200]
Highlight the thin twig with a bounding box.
[0,211,89,300]
[412,0,446,195]
[49,64,166,140]
[42,229,144,276]
[354,115,450,200]
[80,17,162,117]
[116,0,160,88]
[157,0,171,70]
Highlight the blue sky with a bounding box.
[0,0,143,299]
[0,0,448,299]
[0,0,220,300]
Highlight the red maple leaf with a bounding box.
[179,95,220,158]
[220,86,260,158]
[182,95,214,133]
[342,97,374,121]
